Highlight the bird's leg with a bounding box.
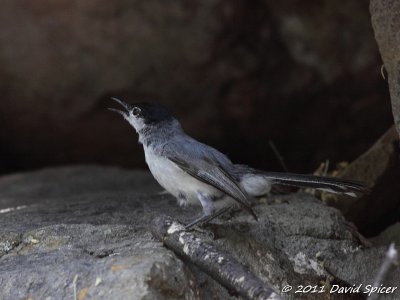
[185,207,232,229]
[185,192,231,229]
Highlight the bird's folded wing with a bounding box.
[168,155,257,219]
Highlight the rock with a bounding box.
[0,166,399,299]
[266,0,378,83]
[0,0,391,174]
[0,166,199,299]
[371,0,400,139]
[372,222,400,247]
[327,126,400,235]
[2,225,197,300]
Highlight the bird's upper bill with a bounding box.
[108,97,131,117]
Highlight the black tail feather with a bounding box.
[262,172,369,197]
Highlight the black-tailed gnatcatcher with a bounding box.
[109,98,367,228]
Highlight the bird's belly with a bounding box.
[144,151,217,206]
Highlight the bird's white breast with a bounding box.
[144,148,217,206]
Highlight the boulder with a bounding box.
[0,166,398,299]
[371,0,400,139]
[0,0,391,174]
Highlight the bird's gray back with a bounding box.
[156,133,234,171]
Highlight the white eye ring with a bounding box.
[132,107,141,116]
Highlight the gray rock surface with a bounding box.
[0,166,398,299]
[371,0,400,138]
[328,126,400,233]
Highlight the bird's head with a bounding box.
[109,98,175,133]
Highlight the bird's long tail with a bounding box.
[261,172,368,197]
[235,165,368,197]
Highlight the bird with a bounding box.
[109,98,368,228]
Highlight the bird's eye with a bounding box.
[132,107,141,116]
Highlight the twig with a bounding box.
[72,274,79,300]
[151,215,281,300]
[323,160,329,176]
[380,64,386,80]
[268,140,289,172]
[368,243,398,300]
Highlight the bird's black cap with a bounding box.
[109,98,174,125]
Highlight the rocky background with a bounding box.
[0,0,393,174]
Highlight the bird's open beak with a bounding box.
[108,97,130,117]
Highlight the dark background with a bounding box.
[0,0,393,175]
